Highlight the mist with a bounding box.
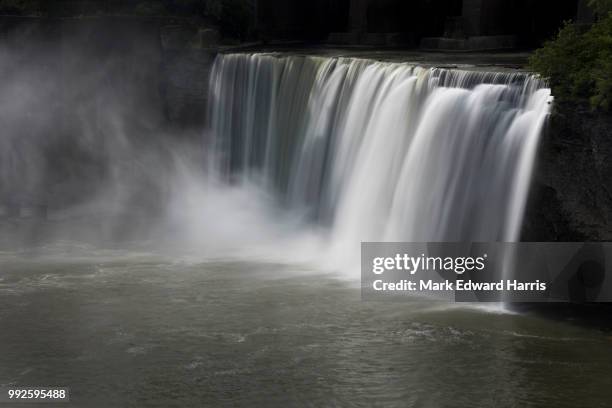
[0,23,317,262]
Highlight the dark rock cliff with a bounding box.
[522,102,612,241]
[0,16,217,130]
[0,16,218,212]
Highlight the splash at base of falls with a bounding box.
[163,162,326,263]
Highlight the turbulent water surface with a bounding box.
[0,246,611,407]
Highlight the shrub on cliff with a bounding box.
[529,1,612,110]
[589,0,612,16]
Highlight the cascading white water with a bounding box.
[208,53,552,260]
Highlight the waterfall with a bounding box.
[207,53,552,252]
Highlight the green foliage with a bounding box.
[588,0,612,17]
[529,14,612,110]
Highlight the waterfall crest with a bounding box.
[208,53,552,247]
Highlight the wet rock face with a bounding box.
[159,24,217,128]
[161,48,215,128]
[0,16,219,213]
[523,102,612,241]
[0,16,218,131]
